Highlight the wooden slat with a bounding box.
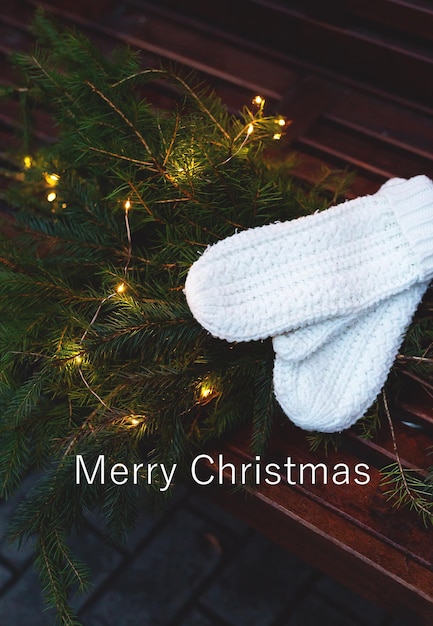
[327,91,433,160]
[253,421,431,559]
[277,75,342,143]
[273,149,383,198]
[397,379,433,428]
[278,12,433,105]
[298,117,433,180]
[348,0,433,43]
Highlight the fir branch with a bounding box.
[127,179,164,223]
[250,359,275,456]
[306,432,341,455]
[36,530,87,626]
[355,406,382,441]
[111,68,231,140]
[397,354,433,365]
[381,390,433,524]
[85,80,159,169]
[162,112,180,167]
[87,146,153,167]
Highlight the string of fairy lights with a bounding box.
[21,95,287,428]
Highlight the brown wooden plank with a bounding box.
[298,117,433,180]
[326,91,433,161]
[397,379,433,427]
[348,0,433,42]
[0,0,36,34]
[284,14,433,105]
[222,420,433,561]
[276,149,383,198]
[0,99,56,144]
[277,75,342,142]
[346,423,432,476]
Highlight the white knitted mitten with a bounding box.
[185,175,433,342]
[272,178,410,361]
[273,282,428,433]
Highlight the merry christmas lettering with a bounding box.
[75,454,371,490]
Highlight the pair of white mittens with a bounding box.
[185,176,433,432]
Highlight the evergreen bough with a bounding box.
[1,13,433,624]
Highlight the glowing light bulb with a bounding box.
[252,95,263,106]
[273,133,282,141]
[45,172,60,186]
[47,191,57,202]
[23,155,33,169]
[74,355,83,365]
[125,414,146,427]
[277,118,286,126]
[200,384,213,399]
[247,124,254,135]
[116,282,126,294]
[124,199,131,211]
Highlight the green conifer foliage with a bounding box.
[0,13,335,622]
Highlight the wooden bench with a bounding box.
[2,1,433,623]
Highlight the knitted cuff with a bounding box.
[379,175,433,280]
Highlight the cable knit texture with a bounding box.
[271,178,413,361]
[185,175,433,342]
[273,283,428,433]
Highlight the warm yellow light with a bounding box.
[44,172,60,186]
[116,282,126,294]
[61,203,67,209]
[125,414,146,427]
[252,95,263,105]
[23,155,33,169]
[47,191,57,202]
[273,133,282,141]
[247,124,254,135]
[124,199,131,211]
[74,355,83,365]
[200,384,213,399]
[277,118,286,126]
